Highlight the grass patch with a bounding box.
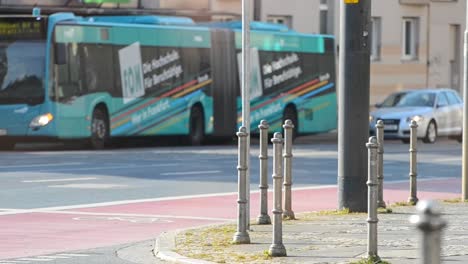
[391,201,413,207]
[442,198,468,203]
[350,256,391,264]
[175,224,273,263]
[378,207,393,214]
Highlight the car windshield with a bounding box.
[380,92,407,107]
[395,92,435,107]
[0,40,45,105]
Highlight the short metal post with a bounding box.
[283,120,295,220]
[366,136,380,260]
[257,120,271,225]
[410,200,447,264]
[269,133,287,257]
[408,120,419,205]
[233,126,250,244]
[375,120,386,208]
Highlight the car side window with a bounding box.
[437,93,449,107]
[445,91,462,105]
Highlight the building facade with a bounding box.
[1,0,465,104]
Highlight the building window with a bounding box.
[266,15,292,29]
[370,17,381,61]
[402,17,419,60]
[319,0,328,34]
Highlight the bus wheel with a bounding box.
[90,107,109,149]
[189,106,204,146]
[283,107,298,140]
[0,141,15,151]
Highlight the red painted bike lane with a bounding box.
[0,178,460,259]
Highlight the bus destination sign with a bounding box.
[0,18,45,39]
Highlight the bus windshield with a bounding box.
[0,17,47,105]
[0,40,45,105]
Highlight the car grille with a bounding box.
[378,119,399,132]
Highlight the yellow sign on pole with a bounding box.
[345,0,359,3]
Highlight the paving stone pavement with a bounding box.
[157,202,468,264]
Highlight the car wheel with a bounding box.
[401,138,410,144]
[422,120,437,144]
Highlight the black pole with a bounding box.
[337,0,371,212]
[253,0,261,21]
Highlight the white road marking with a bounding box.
[0,177,455,216]
[44,210,231,221]
[36,163,179,172]
[48,183,128,189]
[54,253,89,257]
[34,256,69,259]
[22,177,97,183]
[16,258,51,262]
[0,162,82,169]
[160,170,221,176]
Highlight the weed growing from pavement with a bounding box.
[391,201,413,207]
[350,256,391,264]
[442,198,468,203]
[175,224,273,263]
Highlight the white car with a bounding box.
[369,89,463,143]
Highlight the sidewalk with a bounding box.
[155,201,468,264]
[149,178,467,264]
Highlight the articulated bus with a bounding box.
[0,12,337,149]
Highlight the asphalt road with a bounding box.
[0,135,462,263]
[0,136,461,209]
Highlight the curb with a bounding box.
[154,230,215,264]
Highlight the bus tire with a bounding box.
[90,107,110,149]
[0,140,15,151]
[189,106,204,146]
[283,106,298,140]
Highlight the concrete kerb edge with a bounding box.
[155,230,215,264]
[154,221,237,264]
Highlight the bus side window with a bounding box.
[56,42,83,100]
[82,44,114,93]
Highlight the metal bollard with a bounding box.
[408,120,419,205]
[366,136,380,260]
[375,120,386,208]
[269,132,287,257]
[282,119,295,220]
[232,126,250,244]
[410,200,447,264]
[257,120,271,225]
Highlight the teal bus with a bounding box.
[0,12,337,149]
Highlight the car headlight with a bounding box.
[406,115,424,123]
[30,113,54,128]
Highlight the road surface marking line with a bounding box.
[34,256,69,259]
[22,177,97,183]
[0,162,82,169]
[0,177,455,216]
[40,210,232,221]
[16,258,51,262]
[36,163,179,172]
[161,170,221,176]
[54,253,89,257]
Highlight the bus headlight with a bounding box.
[30,113,54,128]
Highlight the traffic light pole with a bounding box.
[337,0,371,212]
